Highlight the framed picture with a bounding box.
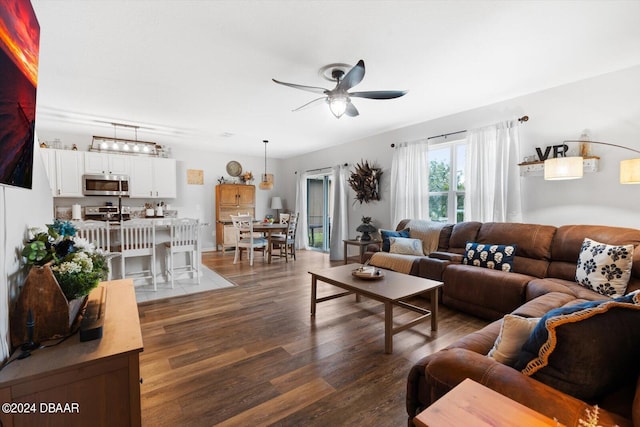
[0,0,40,189]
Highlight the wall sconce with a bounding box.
[543,139,640,183]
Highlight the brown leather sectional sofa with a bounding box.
[378,220,640,426]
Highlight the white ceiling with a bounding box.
[31,0,640,159]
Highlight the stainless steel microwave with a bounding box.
[82,174,130,196]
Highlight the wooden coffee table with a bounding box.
[309,264,443,354]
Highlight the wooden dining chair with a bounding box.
[270,212,299,262]
[230,214,267,266]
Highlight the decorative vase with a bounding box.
[10,264,87,348]
[356,217,377,242]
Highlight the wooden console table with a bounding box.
[0,279,143,427]
[414,378,562,427]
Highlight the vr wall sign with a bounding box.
[536,144,570,161]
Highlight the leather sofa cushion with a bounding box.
[467,222,555,278]
[477,222,556,261]
[512,291,578,318]
[549,225,640,281]
[443,265,532,320]
[448,221,481,250]
[526,278,618,302]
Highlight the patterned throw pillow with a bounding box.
[463,242,516,272]
[379,228,410,252]
[575,238,634,297]
[389,237,424,256]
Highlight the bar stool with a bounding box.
[163,218,200,288]
[73,220,120,280]
[120,219,156,290]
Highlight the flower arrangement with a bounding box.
[21,220,108,300]
[241,171,254,183]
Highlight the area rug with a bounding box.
[135,265,236,303]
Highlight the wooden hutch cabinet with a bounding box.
[215,184,256,251]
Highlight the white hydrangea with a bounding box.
[52,261,82,275]
[72,237,96,254]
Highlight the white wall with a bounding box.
[281,65,640,232]
[169,146,284,251]
[1,134,54,359]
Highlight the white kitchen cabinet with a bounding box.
[84,151,131,175]
[154,158,177,198]
[39,148,84,197]
[129,157,176,198]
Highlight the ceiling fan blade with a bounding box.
[292,97,327,112]
[272,79,328,94]
[349,90,408,99]
[336,59,365,91]
[345,102,359,117]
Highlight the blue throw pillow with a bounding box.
[514,292,640,401]
[380,228,410,252]
[463,242,517,272]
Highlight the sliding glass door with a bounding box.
[306,174,333,252]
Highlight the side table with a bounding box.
[342,239,381,264]
[413,378,563,427]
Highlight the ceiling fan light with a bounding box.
[329,96,348,118]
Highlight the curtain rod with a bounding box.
[390,115,529,148]
[295,163,349,174]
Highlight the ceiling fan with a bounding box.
[272,59,408,119]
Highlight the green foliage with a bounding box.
[429,159,465,222]
[21,239,50,265]
[429,160,450,192]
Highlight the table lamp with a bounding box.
[271,197,283,218]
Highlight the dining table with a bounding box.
[250,222,288,263]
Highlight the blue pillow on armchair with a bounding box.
[380,228,410,252]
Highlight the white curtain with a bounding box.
[294,172,310,250]
[464,121,522,222]
[329,165,349,261]
[390,141,430,226]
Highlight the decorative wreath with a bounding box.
[348,160,382,204]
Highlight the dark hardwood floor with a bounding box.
[137,250,488,426]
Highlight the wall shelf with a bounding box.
[518,156,600,177]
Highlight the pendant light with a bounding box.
[259,139,273,190]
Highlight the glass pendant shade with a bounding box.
[329,96,348,118]
[620,158,640,184]
[259,176,273,190]
[544,157,584,180]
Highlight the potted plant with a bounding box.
[356,216,377,241]
[11,220,109,347]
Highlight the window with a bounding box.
[428,139,466,223]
